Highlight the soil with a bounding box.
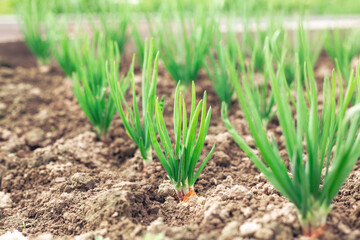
[0,41,360,240]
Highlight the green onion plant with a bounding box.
[222,38,360,237]
[154,6,215,87]
[259,27,301,86]
[72,35,126,140]
[108,39,160,165]
[204,29,235,109]
[242,20,281,72]
[295,25,323,80]
[325,28,360,82]
[49,19,78,78]
[132,24,146,66]
[226,41,276,125]
[132,23,158,66]
[245,29,267,72]
[148,82,215,201]
[97,2,129,53]
[17,0,52,66]
[274,24,324,84]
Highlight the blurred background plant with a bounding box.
[71,34,126,141]
[89,1,129,53]
[17,0,52,68]
[3,0,360,15]
[325,29,360,82]
[151,2,215,88]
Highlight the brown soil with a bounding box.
[0,41,360,240]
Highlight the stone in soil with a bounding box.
[0,192,12,209]
[70,172,95,191]
[24,127,45,147]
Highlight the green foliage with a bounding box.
[258,24,323,85]
[242,20,281,72]
[226,41,276,125]
[49,0,118,14]
[222,38,360,235]
[17,0,52,65]
[154,6,215,87]
[204,29,235,108]
[72,35,125,140]
[132,24,146,66]
[96,3,129,53]
[223,0,360,15]
[132,24,159,66]
[148,81,215,197]
[295,25,323,78]
[5,0,360,15]
[0,0,16,14]
[108,39,160,165]
[267,29,296,84]
[49,19,78,77]
[325,28,360,82]
[278,25,324,84]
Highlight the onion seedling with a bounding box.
[204,29,235,109]
[132,24,146,66]
[258,27,302,87]
[108,39,160,166]
[226,42,276,126]
[148,82,215,202]
[97,3,129,53]
[275,24,324,84]
[242,20,281,72]
[17,0,52,67]
[154,6,215,88]
[325,28,360,82]
[49,20,78,78]
[295,24,323,80]
[132,23,158,66]
[222,38,360,238]
[263,25,323,85]
[72,35,126,141]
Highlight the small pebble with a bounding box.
[70,172,95,191]
[24,127,45,147]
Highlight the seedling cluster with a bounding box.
[149,82,215,202]
[109,40,160,165]
[17,0,360,238]
[18,0,52,67]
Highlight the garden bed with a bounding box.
[0,41,359,240]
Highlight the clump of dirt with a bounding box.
[0,41,359,240]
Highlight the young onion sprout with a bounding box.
[154,5,215,88]
[204,28,235,109]
[226,41,276,125]
[222,37,360,237]
[325,28,360,82]
[108,39,160,166]
[148,82,215,202]
[49,19,78,78]
[17,0,52,67]
[98,2,129,53]
[72,35,127,141]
